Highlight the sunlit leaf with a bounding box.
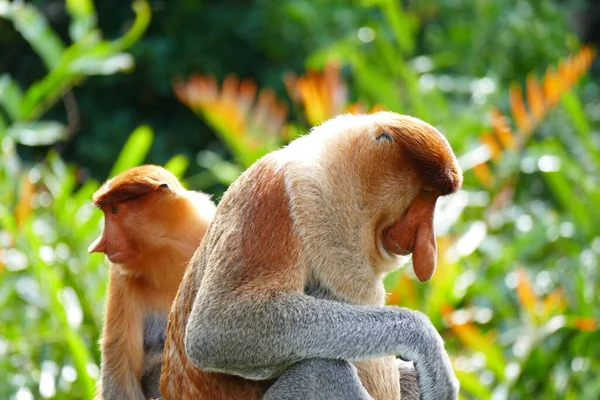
[164,155,189,179]
[69,53,134,75]
[66,0,97,41]
[109,0,152,52]
[0,74,23,120]
[7,121,67,146]
[108,125,153,178]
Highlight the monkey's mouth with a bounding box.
[106,251,127,263]
[382,228,411,257]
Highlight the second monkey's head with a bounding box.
[88,165,216,270]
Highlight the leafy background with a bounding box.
[1,0,599,399]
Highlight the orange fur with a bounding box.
[91,165,215,400]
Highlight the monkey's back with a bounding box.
[160,248,272,399]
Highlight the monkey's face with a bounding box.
[89,165,184,266]
[329,112,462,281]
[88,201,136,264]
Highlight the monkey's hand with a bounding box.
[404,312,459,400]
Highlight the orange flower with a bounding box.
[515,268,537,316]
[489,109,516,149]
[509,83,531,134]
[285,62,348,125]
[174,74,288,166]
[15,174,35,228]
[479,132,502,161]
[526,74,545,122]
[574,317,597,331]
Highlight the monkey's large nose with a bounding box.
[88,234,107,253]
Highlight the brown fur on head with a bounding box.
[89,165,216,275]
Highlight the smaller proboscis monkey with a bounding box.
[89,165,216,399]
[161,112,462,399]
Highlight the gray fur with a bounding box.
[398,359,420,400]
[185,294,458,399]
[141,313,168,398]
[263,359,373,400]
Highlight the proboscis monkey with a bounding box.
[160,112,462,400]
[89,165,216,399]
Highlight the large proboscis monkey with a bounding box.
[160,112,462,399]
[89,165,216,399]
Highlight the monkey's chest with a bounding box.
[143,313,168,352]
[141,313,168,398]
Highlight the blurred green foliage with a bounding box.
[1,0,599,399]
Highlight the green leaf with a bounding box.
[23,220,95,399]
[69,53,135,75]
[66,0,97,41]
[455,370,493,399]
[6,1,65,69]
[0,74,23,120]
[109,0,152,51]
[542,170,593,238]
[7,121,67,146]
[109,125,153,177]
[164,154,189,179]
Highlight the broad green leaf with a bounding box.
[7,121,67,146]
[109,125,153,177]
[379,0,416,53]
[164,154,189,179]
[0,74,23,120]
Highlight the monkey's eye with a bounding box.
[110,206,119,215]
[376,132,394,143]
[422,186,434,193]
[159,183,169,189]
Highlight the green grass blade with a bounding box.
[7,1,65,69]
[66,0,97,41]
[0,74,23,121]
[108,125,153,177]
[109,0,152,51]
[164,154,189,179]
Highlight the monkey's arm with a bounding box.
[97,271,146,400]
[185,293,457,400]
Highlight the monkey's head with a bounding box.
[304,112,462,283]
[88,165,206,267]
